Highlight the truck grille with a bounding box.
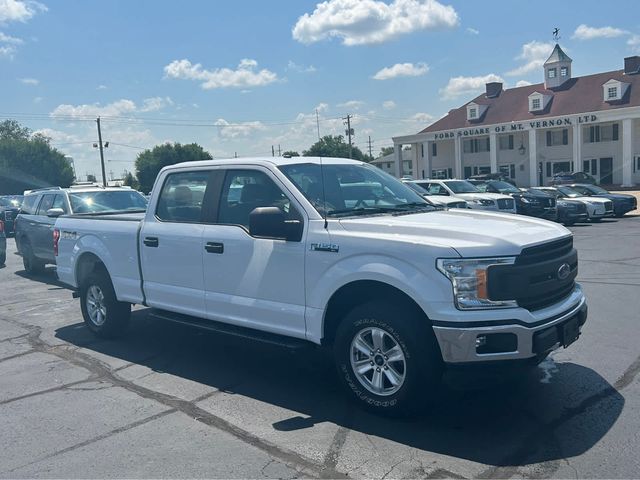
[487,237,577,311]
[497,198,515,210]
[576,202,587,213]
[604,201,613,213]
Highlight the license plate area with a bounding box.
[560,316,580,347]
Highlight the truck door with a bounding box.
[32,194,56,259]
[201,167,307,339]
[140,170,213,318]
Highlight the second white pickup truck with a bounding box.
[55,157,587,414]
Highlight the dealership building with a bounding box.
[392,45,640,187]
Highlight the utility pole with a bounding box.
[343,114,353,159]
[272,145,275,157]
[367,136,373,160]
[277,144,281,156]
[315,108,321,140]
[96,117,107,187]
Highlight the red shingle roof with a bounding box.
[421,69,640,134]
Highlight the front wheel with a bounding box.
[80,271,130,338]
[333,301,443,416]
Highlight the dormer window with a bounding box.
[560,66,568,77]
[548,68,557,78]
[528,92,550,112]
[531,98,541,110]
[469,108,477,119]
[466,102,487,121]
[603,79,629,102]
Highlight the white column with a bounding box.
[393,144,402,178]
[489,133,498,173]
[622,118,635,187]
[454,136,462,178]
[411,142,420,179]
[528,129,538,187]
[572,122,582,173]
[424,142,432,179]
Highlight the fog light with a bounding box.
[476,333,518,354]
[475,335,487,348]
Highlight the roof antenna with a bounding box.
[319,155,328,229]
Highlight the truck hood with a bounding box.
[337,209,569,257]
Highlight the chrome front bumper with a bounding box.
[432,289,587,364]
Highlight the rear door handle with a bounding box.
[143,236,159,247]
[205,242,224,254]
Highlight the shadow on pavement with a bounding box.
[15,268,68,290]
[56,309,623,468]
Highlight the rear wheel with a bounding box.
[80,271,130,338]
[333,301,443,416]
[22,240,45,274]
[591,218,601,223]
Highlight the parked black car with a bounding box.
[566,184,637,217]
[527,189,589,225]
[550,171,597,186]
[0,195,22,236]
[468,180,557,220]
[0,219,6,266]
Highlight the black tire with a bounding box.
[563,221,575,226]
[21,240,45,274]
[615,212,624,218]
[590,217,601,223]
[0,252,5,266]
[80,271,131,338]
[333,301,443,416]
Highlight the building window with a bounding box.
[431,142,437,157]
[463,138,490,154]
[469,108,477,119]
[545,129,569,147]
[607,87,618,99]
[531,98,541,110]
[499,135,514,150]
[560,66,568,77]
[548,68,557,78]
[499,164,516,179]
[464,166,472,179]
[585,124,619,143]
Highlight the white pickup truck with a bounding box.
[55,157,587,414]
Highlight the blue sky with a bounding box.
[1,0,639,180]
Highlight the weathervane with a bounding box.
[553,28,560,42]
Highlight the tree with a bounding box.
[122,171,139,190]
[302,135,366,161]
[135,142,212,193]
[0,120,74,194]
[379,146,394,157]
[282,150,300,157]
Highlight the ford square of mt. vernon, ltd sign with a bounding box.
[433,115,598,140]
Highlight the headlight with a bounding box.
[437,257,518,310]
[477,199,494,206]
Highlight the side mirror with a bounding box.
[46,208,65,218]
[249,207,303,242]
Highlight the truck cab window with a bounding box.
[156,171,210,223]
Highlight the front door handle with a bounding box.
[205,242,224,254]
[143,236,159,247]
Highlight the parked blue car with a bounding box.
[567,184,637,217]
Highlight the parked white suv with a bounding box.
[402,180,469,209]
[413,179,517,213]
[54,158,586,415]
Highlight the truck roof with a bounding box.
[161,156,367,172]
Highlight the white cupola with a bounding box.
[544,44,572,89]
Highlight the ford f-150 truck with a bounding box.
[54,157,587,414]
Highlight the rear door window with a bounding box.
[155,171,211,223]
[52,194,68,213]
[36,195,55,215]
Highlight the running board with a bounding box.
[147,309,314,350]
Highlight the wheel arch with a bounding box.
[75,252,109,288]
[321,280,431,347]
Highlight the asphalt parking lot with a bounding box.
[1,211,639,479]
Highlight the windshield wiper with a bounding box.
[327,203,435,217]
[327,206,397,217]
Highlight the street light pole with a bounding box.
[96,117,107,187]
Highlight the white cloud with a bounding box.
[628,35,640,54]
[214,118,266,139]
[382,100,396,109]
[515,80,532,87]
[373,62,429,80]
[466,27,479,35]
[506,40,555,76]
[0,31,22,43]
[19,77,38,85]
[97,84,108,90]
[439,73,504,99]
[50,97,173,119]
[287,60,317,73]
[337,100,365,109]
[0,44,14,57]
[140,96,173,112]
[572,24,628,40]
[410,112,433,123]
[292,0,459,46]
[0,0,47,24]
[164,58,278,90]
[315,102,329,113]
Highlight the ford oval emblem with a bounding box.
[557,263,571,281]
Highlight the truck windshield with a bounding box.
[279,163,433,217]
[69,191,148,214]
[443,180,481,194]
